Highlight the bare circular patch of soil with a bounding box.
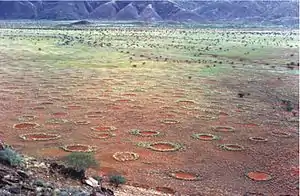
[169,171,200,181]
[17,115,37,122]
[212,126,235,132]
[19,133,61,141]
[192,133,220,141]
[13,122,39,129]
[91,126,116,132]
[220,144,245,151]
[129,129,161,137]
[271,131,291,138]
[148,142,182,152]
[246,171,272,181]
[91,132,115,140]
[61,144,96,152]
[52,112,68,117]
[113,152,139,162]
[249,137,268,142]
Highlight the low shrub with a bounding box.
[109,175,126,188]
[63,152,98,171]
[0,146,23,167]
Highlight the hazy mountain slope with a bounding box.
[89,1,118,19]
[0,1,37,19]
[0,0,298,26]
[139,4,162,21]
[37,1,89,20]
[115,2,139,20]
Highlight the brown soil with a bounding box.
[91,126,115,132]
[139,131,158,136]
[66,105,82,110]
[199,135,214,140]
[1,30,299,196]
[173,172,197,180]
[247,171,272,181]
[92,133,111,139]
[52,112,68,117]
[14,122,38,129]
[64,145,89,151]
[150,143,175,151]
[155,187,176,194]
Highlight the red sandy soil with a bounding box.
[0,64,298,195]
[173,172,198,180]
[23,133,59,140]
[14,122,39,129]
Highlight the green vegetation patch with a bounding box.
[0,146,23,167]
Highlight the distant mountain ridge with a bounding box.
[0,0,298,26]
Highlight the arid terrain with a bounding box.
[0,22,299,195]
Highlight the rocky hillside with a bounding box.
[0,1,298,25]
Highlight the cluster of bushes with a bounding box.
[63,152,126,188]
[0,144,126,188]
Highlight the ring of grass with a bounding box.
[90,126,117,132]
[249,137,268,142]
[61,144,96,153]
[148,142,183,152]
[46,118,69,124]
[74,120,91,125]
[19,132,61,141]
[192,133,220,141]
[17,115,37,122]
[129,129,161,137]
[168,170,201,181]
[212,126,235,132]
[161,119,180,124]
[113,151,139,162]
[195,115,218,121]
[90,132,116,140]
[220,144,245,151]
